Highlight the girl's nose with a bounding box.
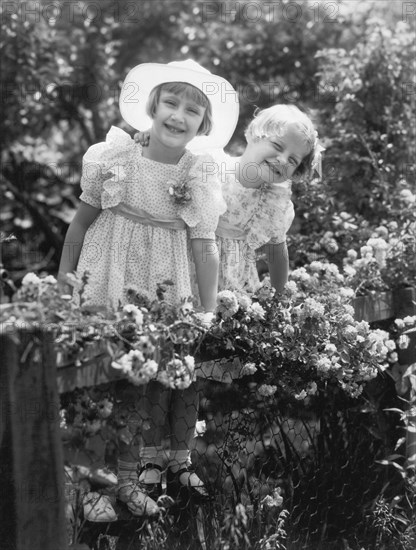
[171,109,185,122]
[275,153,288,165]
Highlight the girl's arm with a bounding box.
[262,241,289,292]
[57,201,100,291]
[191,238,219,312]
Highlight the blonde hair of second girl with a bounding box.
[244,104,319,180]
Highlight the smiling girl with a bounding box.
[215,104,323,293]
[58,60,238,517]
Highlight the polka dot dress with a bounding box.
[74,127,225,310]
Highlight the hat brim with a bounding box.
[119,63,239,151]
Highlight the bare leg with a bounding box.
[116,383,143,462]
[169,383,199,451]
[115,383,163,516]
[140,380,171,451]
[168,381,208,497]
[137,381,171,494]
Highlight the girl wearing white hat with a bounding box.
[58,60,239,517]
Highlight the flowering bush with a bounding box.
[316,19,416,217]
[386,315,416,396]
[342,239,390,296]
[288,208,375,268]
[1,268,404,404]
[0,273,204,392]
[2,268,413,549]
[342,213,416,295]
[203,269,396,401]
[289,194,416,295]
[288,152,416,293]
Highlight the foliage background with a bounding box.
[1,3,415,548]
[1,0,415,281]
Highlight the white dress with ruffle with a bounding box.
[215,151,295,292]
[75,127,226,309]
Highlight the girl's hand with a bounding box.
[134,130,151,147]
[57,271,74,297]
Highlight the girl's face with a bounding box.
[244,127,310,185]
[151,91,206,150]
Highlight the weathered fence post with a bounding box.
[354,287,416,468]
[395,288,416,470]
[0,328,67,550]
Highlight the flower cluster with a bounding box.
[157,354,196,389]
[216,290,239,319]
[288,210,373,268]
[205,268,396,401]
[168,178,191,205]
[103,300,202,390]
[341,215,416,294]
[60,388,114,444]
[342,233,393,296]
[289,261,354,305]
[112,349,159,386]
[289,187,416,294]
[11,272,74,316]
[386,314,416,395]
[1,272,115,364]
[1,274,203,392]
[216,288,267,321]
[261,487,284,511]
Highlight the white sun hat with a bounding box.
[119,59,239,151]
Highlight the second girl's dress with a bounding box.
[214,150,295,292]
[75,126,226,309]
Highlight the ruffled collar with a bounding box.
[260,179,292,193]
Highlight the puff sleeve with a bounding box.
[178,154,227,240]
[244,182,295,249]
[79,126,136,209]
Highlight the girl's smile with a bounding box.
[164,123,185,134]
[264,160,284,178]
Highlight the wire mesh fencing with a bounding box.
[58,353,415,550]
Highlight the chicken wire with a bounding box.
[60,357,406,550]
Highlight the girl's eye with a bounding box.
[164,99,176,106]
[272,142,282,151]
[187,108,199,114]
[289,158,297,166]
